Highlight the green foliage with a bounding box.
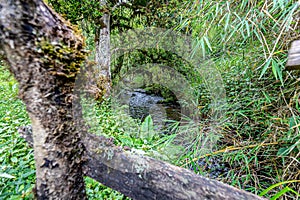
[139,115,155,140]
[82,99,182,161]
[171,4,300,198]
[0,66,35,199]
[178,0,299,82]
[85,177,129,200]
[47,0,180,30]
[183,41,300,198]
[48,0,103,24]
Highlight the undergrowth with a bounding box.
[0,67,34,199]
[180,43,300,199]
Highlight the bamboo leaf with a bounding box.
[259,58,271,79]
[270,187,290,200]
[260,180,300,196]
[271,59,278,80]
[203,36,212,51]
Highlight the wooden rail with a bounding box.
[286,40,300,70]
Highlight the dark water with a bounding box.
[190,157,230,179]
[127,89,180,129]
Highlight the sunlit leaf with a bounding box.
[0,173,15,179]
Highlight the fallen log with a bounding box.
[19,126,266,200]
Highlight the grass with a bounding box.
[174,1,300,198]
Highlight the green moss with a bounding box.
[37,37,87,78]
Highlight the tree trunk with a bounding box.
[94,1,112,97]
[0,0,87,199]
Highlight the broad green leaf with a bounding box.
[140,115,155,140]
[271,59,278,80]
[277,147,288,156]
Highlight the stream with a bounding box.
[123,89,181,130]
[118,89,230,178]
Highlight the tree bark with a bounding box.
[0,0,87,199]
[94,0,112,97]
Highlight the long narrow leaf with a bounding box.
[270,187,290,200]
[259,180,300,196]
[259,58,272,79]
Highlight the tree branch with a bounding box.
[19,126,266,200]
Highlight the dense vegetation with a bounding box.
[1,0,300,199]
